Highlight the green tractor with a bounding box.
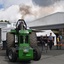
[6,19,42,62]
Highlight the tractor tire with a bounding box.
[29,32,38,48]
[6,32,15,48]
[33,46,41,61]
[8,48,17,62]
[6,32,15,56]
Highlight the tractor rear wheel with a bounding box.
[6,32,15,47]
[29,32,38,48]
[6,32,15,55]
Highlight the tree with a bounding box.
[0,20,10,24]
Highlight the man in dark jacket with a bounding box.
[40,36,45,50]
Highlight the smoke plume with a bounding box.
[19,5,32,19]
[19,1,64,21]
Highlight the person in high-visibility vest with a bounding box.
[56,35,62,50]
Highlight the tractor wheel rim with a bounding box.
[9,53,12,59]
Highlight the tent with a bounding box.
[36,30,56,45]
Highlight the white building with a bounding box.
[0,22,7,45]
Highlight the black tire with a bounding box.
[8,48,17,62]
[6,32,15,56]
[6,32,15,48]
[29,32,38,48]
[37,42,43,51]
[33,46,41,61]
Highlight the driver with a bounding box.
[16,19,27,30]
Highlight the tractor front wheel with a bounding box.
[8,49,17,62]
[33,47,41,61]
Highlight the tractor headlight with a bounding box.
[23,49,29,53]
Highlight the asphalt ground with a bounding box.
[0,46,64,64]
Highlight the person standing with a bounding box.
[56,36,60,50]
[44,34,48,49]
[40,36,45,50]
[48,33,54,50]
[59,35,62,49]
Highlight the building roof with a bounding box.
[27,12,64,30]
[0,22,7,28]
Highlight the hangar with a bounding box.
[27,12,64,30]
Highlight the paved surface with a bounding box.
[0,46,64,64]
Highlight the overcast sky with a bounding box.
[0,0,62,9]
[0,0,64,22]
[32,0,60,6]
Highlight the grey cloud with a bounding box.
[32,0,61,7]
